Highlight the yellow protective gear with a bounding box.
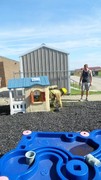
[50,89,62,108]
[61,88,67,95]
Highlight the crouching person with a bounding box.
[50,88,67,110]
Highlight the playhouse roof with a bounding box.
[8,76,50,89]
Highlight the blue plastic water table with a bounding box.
[0,129,101,180]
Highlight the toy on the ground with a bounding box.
[0,129,101,179]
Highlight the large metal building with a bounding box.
[20,44,70,93]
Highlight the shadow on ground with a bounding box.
[0,105,10,115]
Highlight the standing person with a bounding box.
[79,64,92,101]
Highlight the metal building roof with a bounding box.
[8,76,50,89]
[20,44,69,57]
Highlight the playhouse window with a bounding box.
[33,90,45,102]
[14,88,25,101]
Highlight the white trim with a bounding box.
[10,101,26,115]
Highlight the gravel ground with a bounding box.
[0,101,101,157]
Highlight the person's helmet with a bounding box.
[60,88,67,95]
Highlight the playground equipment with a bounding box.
[8,76,50,115]
[0,129,101,179]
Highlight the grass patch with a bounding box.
[71,88,101,95]
[71,82,79,89]
[89,91,101,95]
[71,88,80,95]
[98,72,101,76]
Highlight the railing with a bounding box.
[70,79,80,90]
[10,101,26,115]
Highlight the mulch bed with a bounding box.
[0,101,101,156]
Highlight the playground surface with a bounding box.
[0,100,101,156]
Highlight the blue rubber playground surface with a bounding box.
[0,129,101,180]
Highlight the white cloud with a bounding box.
[0,12,101,70]
[0,14,101,41]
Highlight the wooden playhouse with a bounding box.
[8,76,50,115]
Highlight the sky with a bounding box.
[0,0,101,70]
